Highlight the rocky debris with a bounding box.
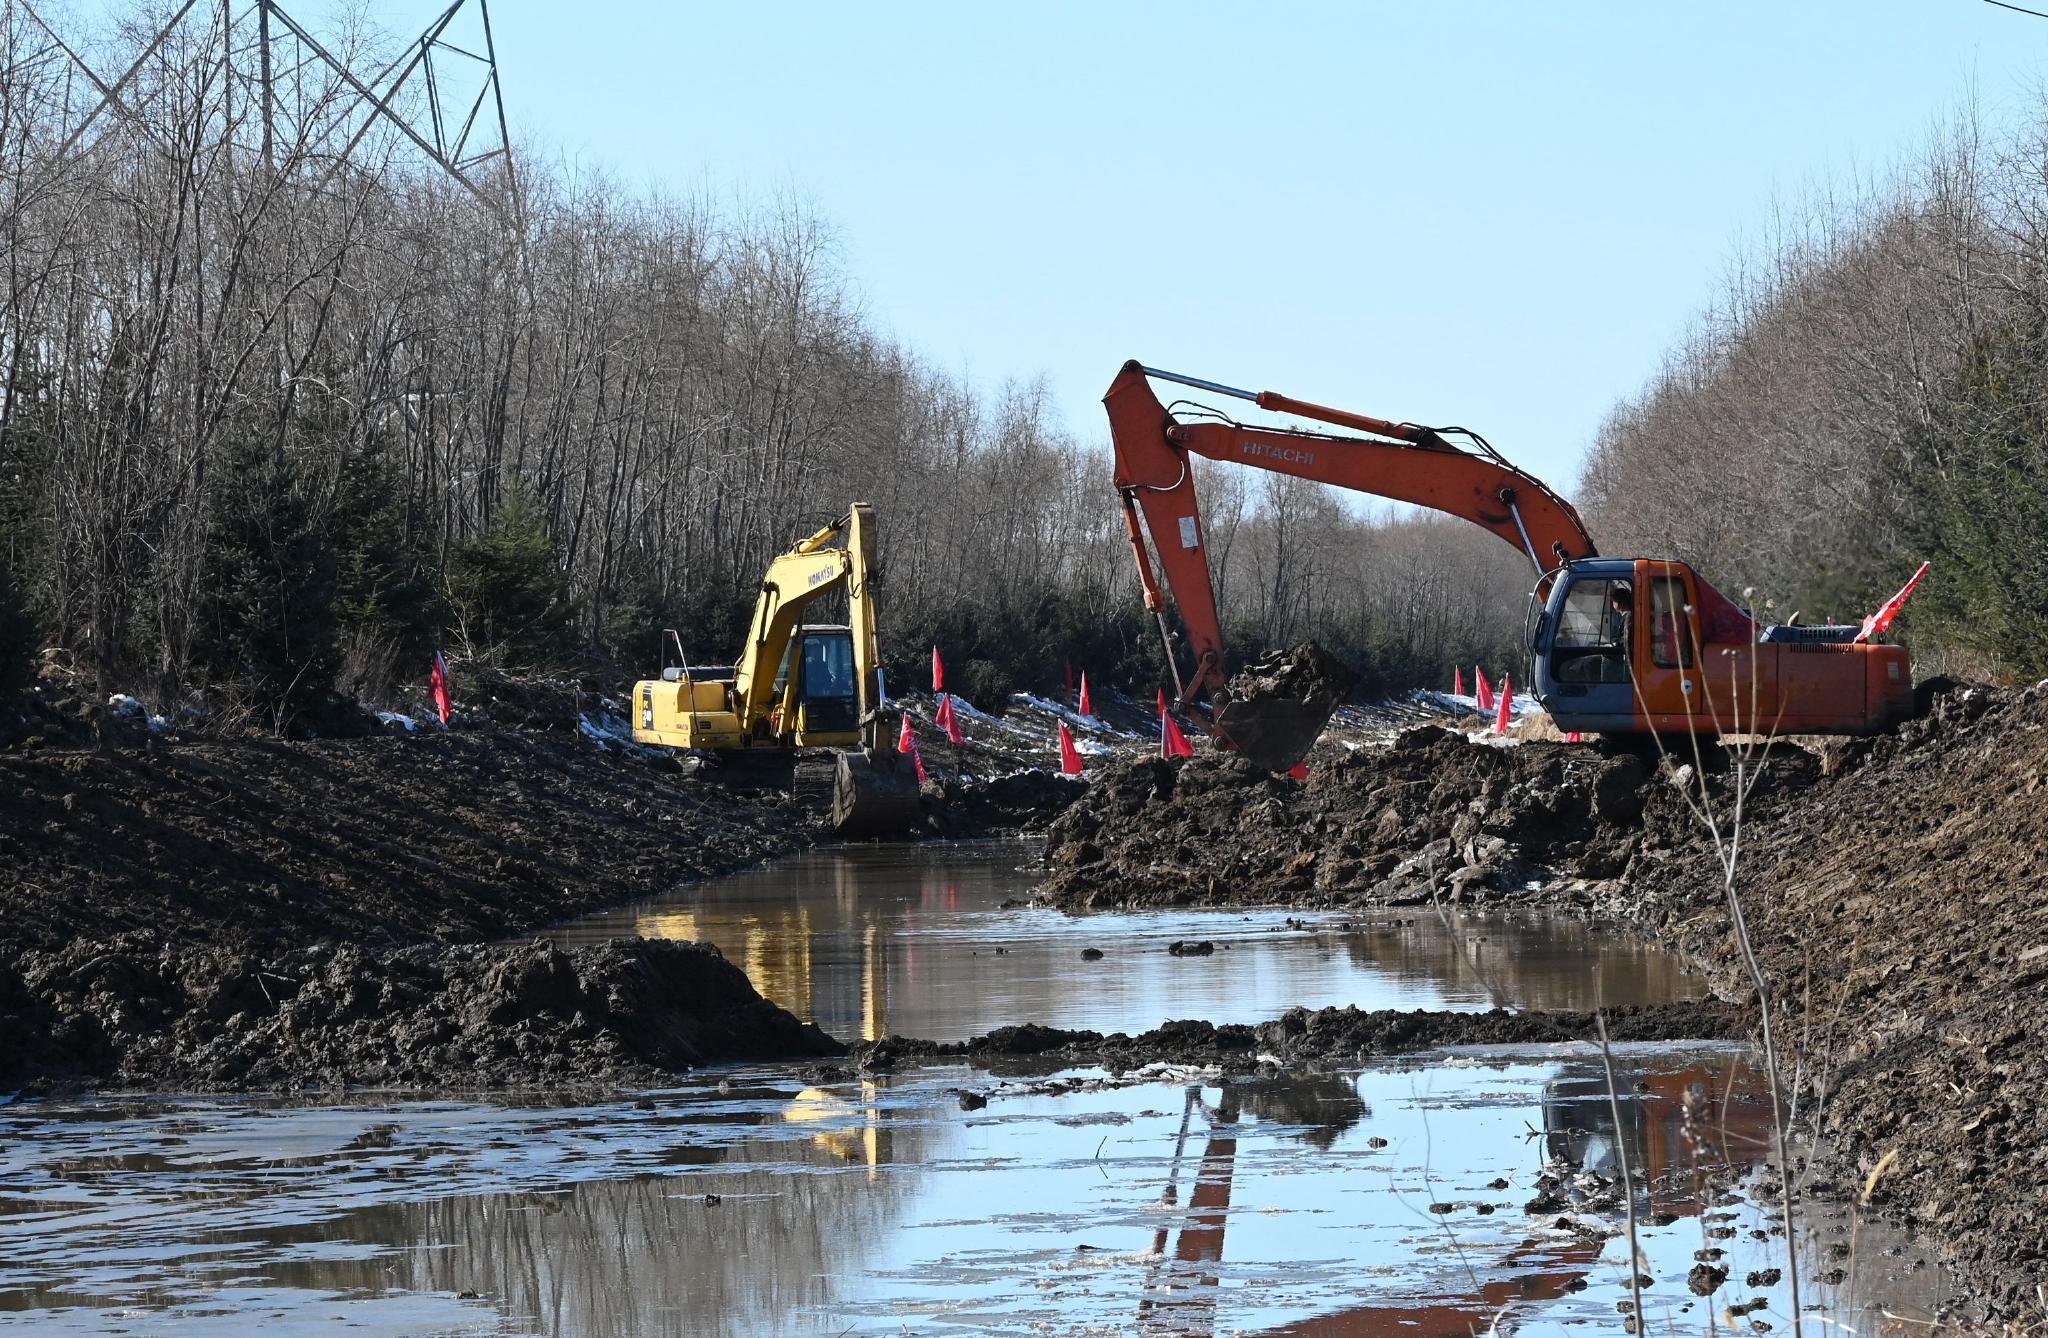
[1036,733,1807,912]
[0,933,840,1093]
[1687,1263,1729,1295]
[851,1001,1751,1072]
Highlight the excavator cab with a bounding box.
[765,625,860,743]
[1532,558,1915,738]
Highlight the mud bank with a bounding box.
[851,999,1750,1074]
[1037,724,1810,910]
[1040,683,2048,1319]
[1,935,842,1093]
[0,723,1042,1093]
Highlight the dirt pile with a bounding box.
[1038,729,1810,911]
[0,728,845,1092]
[1,933,842,1092]
[852,1000,1751,1073]
[0,731,816,952]
[1619,682,2048,1315]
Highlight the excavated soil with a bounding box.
[1039,724,1812,911]
[851,999,1752,1074]
[0,729,839,1092]
[1,935,841,1093]
[1038,682,2048,1319]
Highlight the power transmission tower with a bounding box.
[9,0,518,219]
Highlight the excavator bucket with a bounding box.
[1214,698,1338,772]
[831,747,924,838]
[1213,642,1359,772]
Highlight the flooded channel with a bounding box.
[546,840,1709,1041]
[1,841,1956,1333]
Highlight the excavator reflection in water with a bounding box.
[1135,1058,1770,1336]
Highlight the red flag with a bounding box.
[1454,665,1464,697]
[896,712,914,753]
[1475,667,1493,712]
[1855,560,1931,643]
[935,693,964,745]
[1494,673,1513,734]
[1288,761,1309,780]
[1157,688,1169,717]
[932,646,944,693]
[910,740,929,785]
[430,650,452,725]
[1057,720,1084,776]
[1162,709,1194,759]
[1077,672,1093,717]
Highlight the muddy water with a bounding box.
[546,840,1709,1041]
[0,1054,1952,1335]
[1,843,1958,1333]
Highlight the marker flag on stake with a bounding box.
[910,740,929,785]
[1454,666,1463,698]
[935,693,964,745]
[1475,667,1494,713]
[1162,707,1195,759]
[1057,721,1084,776]
[932,646,944,693]
[896,712,914,753]
[1077,672,1093,718]
[1855,560,1931,643]
[1494,673,1513,735]
[430,650,452,726]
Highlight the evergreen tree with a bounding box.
[1898,318,2048,678]
[329,433,442,693]
[446,483,577,668]
[202,435,340,728]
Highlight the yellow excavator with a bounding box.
[630,503,922,837]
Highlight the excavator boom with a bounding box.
[1108,360,1595,757]
[1107,360,1912,758]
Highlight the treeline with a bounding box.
[1580,108,2048,681]
[0,9,1520,731]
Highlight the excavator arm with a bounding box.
[1106,360,1597,709]
[733,519,857,730]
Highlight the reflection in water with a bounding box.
[549,841,1710,1041]
[0,1052,1955,1335]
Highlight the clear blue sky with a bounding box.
[436,2,2036,489]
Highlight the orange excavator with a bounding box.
[1107,360,1917,766]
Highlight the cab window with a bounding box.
[802,634,855,702]
[1650,577,1695,669]
[1552,578,1632,684]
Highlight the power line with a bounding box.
[1984,0,2048,19]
